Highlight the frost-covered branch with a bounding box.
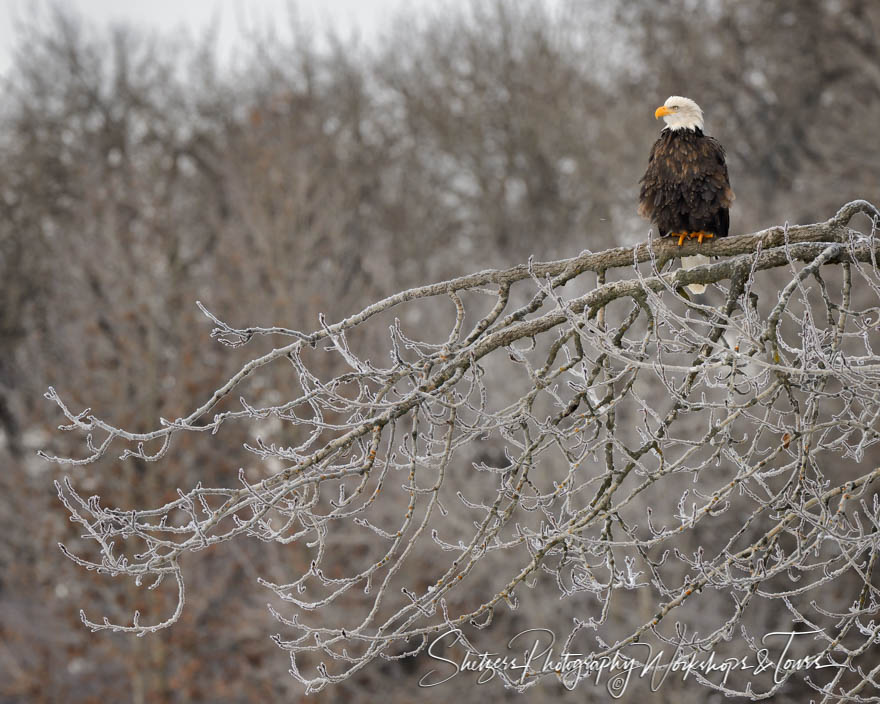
[44,200,880,699]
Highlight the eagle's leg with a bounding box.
[679,231,714,244]
[671,231,712,246]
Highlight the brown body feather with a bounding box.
[638,127,734,237]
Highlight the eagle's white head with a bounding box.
[655,96,704,131]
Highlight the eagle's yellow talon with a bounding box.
[696,231,714,244]
[677,233,686,246]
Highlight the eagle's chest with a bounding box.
[656,136,704,182]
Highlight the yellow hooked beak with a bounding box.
[655,105,673,119]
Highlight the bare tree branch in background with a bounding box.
[43,200,880,700]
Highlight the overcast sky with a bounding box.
[0,0,411,76]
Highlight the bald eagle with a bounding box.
[638,96,734,294]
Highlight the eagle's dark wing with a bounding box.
[637,137,663,223]
[697,136,735,236]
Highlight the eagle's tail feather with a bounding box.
[681,254,710,294]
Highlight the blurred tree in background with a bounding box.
[1,1,878,702]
